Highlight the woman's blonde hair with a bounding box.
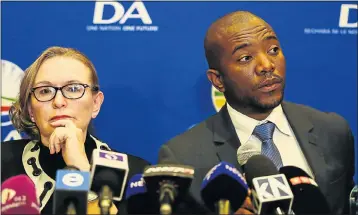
[9,46,100,140]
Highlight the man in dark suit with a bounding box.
[158,10,355,214]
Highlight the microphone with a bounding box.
[90,149,129,215]
[53,167,91,215]
[279,165,331,214]
[245,155,294,215]
[143,164,195,215]
[125,174,158,214]
[237,142,261,170]
[350,185,358,215]
[200,161,249,214]
[1,175,40,214]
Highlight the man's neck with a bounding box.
[227,103,274,121]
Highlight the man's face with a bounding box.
[216,18,286,111]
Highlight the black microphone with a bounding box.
[350,185,358,215]
[200,161,249,214]
[1,175,41,214]
[143,164,194,215]
[90,149,129,215]
[279,165,331,214]
[53,166,90,215]
[245,155,294,215]
[125,174,159,214]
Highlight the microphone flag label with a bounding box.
[253,174,293,201]
[56,170,90,191]
[99,151,124,161]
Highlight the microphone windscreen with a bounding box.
[94,168,121,190]
[1,175,40,214]
[244,155,278,188]
[200,161,248,212]
[125,174,147,199]
[158,159,180,165]
[53,169,90,215]
[125,174,158,214]
[279,166,331,214]
[279,165,311,178]
[90,149,129,201]
[237,142,261,166]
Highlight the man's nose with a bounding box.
[255,53,275,76]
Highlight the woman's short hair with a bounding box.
[9,46,100,140]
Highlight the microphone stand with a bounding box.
[159,183,176,215]
[66,201,76,215]
[274,207,296,215]
[216,199,232,215]
[98,185,113,215]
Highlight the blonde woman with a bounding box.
[1,46,150,214]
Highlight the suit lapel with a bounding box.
[212,104,243,172]
[282,102,327,187]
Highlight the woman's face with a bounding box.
[28,56,104,143]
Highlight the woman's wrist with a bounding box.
[74,159,91,171]
[66,155,90,171]
[78,162,91,172]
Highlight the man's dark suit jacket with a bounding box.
[1,134,151,215]
[158,101,356,214]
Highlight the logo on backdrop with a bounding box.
[304,4,357,35]
[1,60,24,142]
[86,1,159,32]
[211,86,225,112]
[186,86,225,130]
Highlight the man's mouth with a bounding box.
[258,83,281,92]
[257,79,282,92]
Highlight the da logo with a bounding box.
[1,60,24,141]
[211,86,226,112]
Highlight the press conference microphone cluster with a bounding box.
[51,148,129,215]
[200,161,249,214]
[239,141,332,215]
[1,175,40,214]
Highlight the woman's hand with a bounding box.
[49,119,90,171]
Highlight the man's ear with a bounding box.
[206,69,225,92]
[91,91,104,119]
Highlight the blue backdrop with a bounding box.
[1,1,357,181]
